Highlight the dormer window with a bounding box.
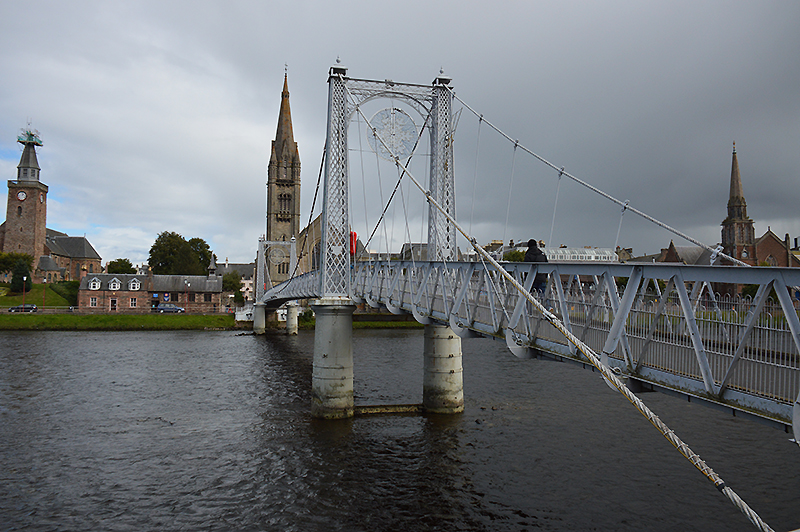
[89,277,101,290]
[128,278,141,291]
[109,278,121,291]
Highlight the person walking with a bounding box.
[524,239,548,294]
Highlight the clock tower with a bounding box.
[3,129,48,261]
[265,74,301,285]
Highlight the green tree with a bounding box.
[0,252,33,274]
[10,260,32,294]
[503,250,525,262]
[222,271,244,305]
[106,258,136,274]
[148,232,212,275]
[188,238,212,272]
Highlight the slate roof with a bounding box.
[79,273,222,292]
[37,255,65,273]
[46,235,101,260]
[218,262,255,280]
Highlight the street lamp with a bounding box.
[184,279,190,311]
[43,278,47,309]
[22,275,27,309]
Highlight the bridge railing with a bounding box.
[353,259,800,425]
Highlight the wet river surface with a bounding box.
[1,329,798,531]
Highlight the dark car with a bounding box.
[153,303,185,314]
[8,304,37,313]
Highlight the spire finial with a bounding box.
[732,141,736,153]
[284,63,288,76]
[336,56,341,64]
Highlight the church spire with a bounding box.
[728,142,744,203]
[274,73,296,155]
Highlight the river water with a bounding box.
[1,329,798,531]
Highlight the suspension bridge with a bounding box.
[251,62,799,532]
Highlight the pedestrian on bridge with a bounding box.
[524,239,549,294]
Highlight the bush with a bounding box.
[50,281,80,306]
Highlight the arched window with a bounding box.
[766,255,778,267]
[17,206,22,216]
[129,279,141,291]
[89,278,101,290]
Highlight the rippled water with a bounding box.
[1,329,798,531]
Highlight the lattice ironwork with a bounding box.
[428,77,457,262]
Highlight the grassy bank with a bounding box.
[0,313,236,331]
[0,282,71,308]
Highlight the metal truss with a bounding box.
[352,259,800,430]
[318,65,457,297]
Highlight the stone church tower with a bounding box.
[265,74,301,285]
[2,129,48,260]
[721,142,756,265]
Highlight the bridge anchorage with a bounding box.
[254,63,800,530]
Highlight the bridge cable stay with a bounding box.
[355,111,372,242]
[469,115,483,235]
[501,141,518,256]
[548,166,564,250]
[613,200,630,251]
[347,80,774,531]
[448,90,750,267]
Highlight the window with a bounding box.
[130,297,137,308]
[89,278,101,290]
[189,293,195,302]
[90,297,97,307]
[109,278,121,291]
[17,206,22,216]
[204,293,212,302]
[89,265,94,273]
[129,279,141,291]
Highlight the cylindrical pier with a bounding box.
[423,324,464,414]
[286,303,299,335]
[311,298,356,419]
[252,302,266,335]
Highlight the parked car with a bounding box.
[152,303,185,313]
[8,304,37,313]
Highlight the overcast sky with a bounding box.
[1,1,798,266]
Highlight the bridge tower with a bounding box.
[311,61,463,418]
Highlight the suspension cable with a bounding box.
[502,141,518,256]
[449,90,749,267]
[469,115,483,235]
[548,167,564,248]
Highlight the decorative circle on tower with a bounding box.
[268,247,287,265]
[367,108,417,161]
[17,191,27,201]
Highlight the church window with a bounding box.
[17,206,22,216]
[109,278,121,291]
[129,279,141,291]
[89,278,101,290]
[89,265,94,273]
[766,255,778,266]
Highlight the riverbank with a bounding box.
[0,313,236,331]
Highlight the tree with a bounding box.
[0,252,33,275]
[148,232,212,275]
[503,250,525,262]
[222,271,244,305]
[106,258,136,274]
[10,260,32,294]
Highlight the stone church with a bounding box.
[265,75,301,286]
[0,129,101,282]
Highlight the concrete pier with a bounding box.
[286,302,299,335]
[311,298,357,419]
[252,302,266,335]
[423,324,464,414]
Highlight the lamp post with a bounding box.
[22,275,27,309]
[43,278,47,309]
[184,280,190,312]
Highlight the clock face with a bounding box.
[17,191,26,201]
